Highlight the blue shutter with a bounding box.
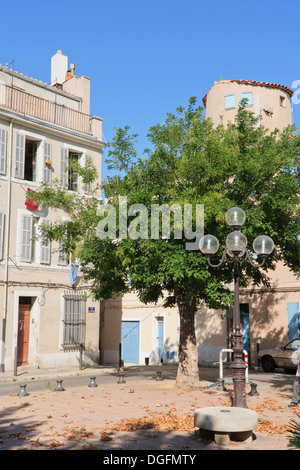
[225,94,236,109]
[287,303,300,339]
[241,92,253,106]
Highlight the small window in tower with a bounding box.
[280,95,286,107]
[225,94,236,109]
[241,92,252,107]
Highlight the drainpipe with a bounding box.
[1,118,13,372]
[99,299,103,364]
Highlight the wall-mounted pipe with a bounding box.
[1,118,14,373]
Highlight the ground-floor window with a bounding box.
[62,294,86,348]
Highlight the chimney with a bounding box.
[51,50,68,86]
[65,63,75,82]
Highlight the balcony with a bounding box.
[0,82,91,134]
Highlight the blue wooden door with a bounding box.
[287,303,300,340]
[122,321,140,363]
[158,321,164,362]
[240,304,250,354]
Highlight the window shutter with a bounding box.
[40,219,51,264]
[15,132,25,179]
[84,154,92,194]
[0,211,5,260]
[20,214,33,262]
[58,242,68,265]
[60,147,68,187]
[0,127,7,175]
[44,142,52,184]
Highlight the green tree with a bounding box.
[105,125,138,180]
[34,98,300,388]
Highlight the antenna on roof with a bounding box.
[4,60,14,70]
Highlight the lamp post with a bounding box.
[200,207,274,408]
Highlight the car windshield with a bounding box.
[286,339,300,350]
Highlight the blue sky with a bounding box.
[1,0,300,182]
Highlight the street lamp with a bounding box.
[199,207,274,408]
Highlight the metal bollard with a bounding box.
[117,371,126,384]
[18,384,29,397]
[155,370,163,381]
[14,347,18,377]
[248,382,259,396]
[217,379,227,391]
[54,379,65,391]
[88,376,98,387]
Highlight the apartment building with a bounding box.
[0,51,104,372]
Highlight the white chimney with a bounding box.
[51,50,68,85]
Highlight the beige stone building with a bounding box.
[104,293,180,365]
[203,78,294,132]
[0,51,104,372]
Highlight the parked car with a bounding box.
[257,338,300,373]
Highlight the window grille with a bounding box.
[62,293,86,348]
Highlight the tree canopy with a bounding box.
[35,97,300,387]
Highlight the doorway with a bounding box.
[240,303,250,356]
[121,321,140,363]
[17,297,32,365]
[157,319,164,362]
[227,303,250,363]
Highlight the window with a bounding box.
[15,132,40,181]
[58,242,69,265]
[0,211,4,260]
[0,127,7,175]
[20,214,33,262]
[280,95,286,107]
[241,92,252,106]
[225,94,236,109]
[24,139,38,181]
[68,153,79,191]
[40,219,51,264]
[62,294,86,347]
[84,155,92,194]
[20,214,50,264]
[60,147,81,191]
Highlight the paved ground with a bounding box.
[0,364,299,453]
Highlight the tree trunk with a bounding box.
[175,292,201,389]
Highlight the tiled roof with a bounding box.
[202,79,294,107]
